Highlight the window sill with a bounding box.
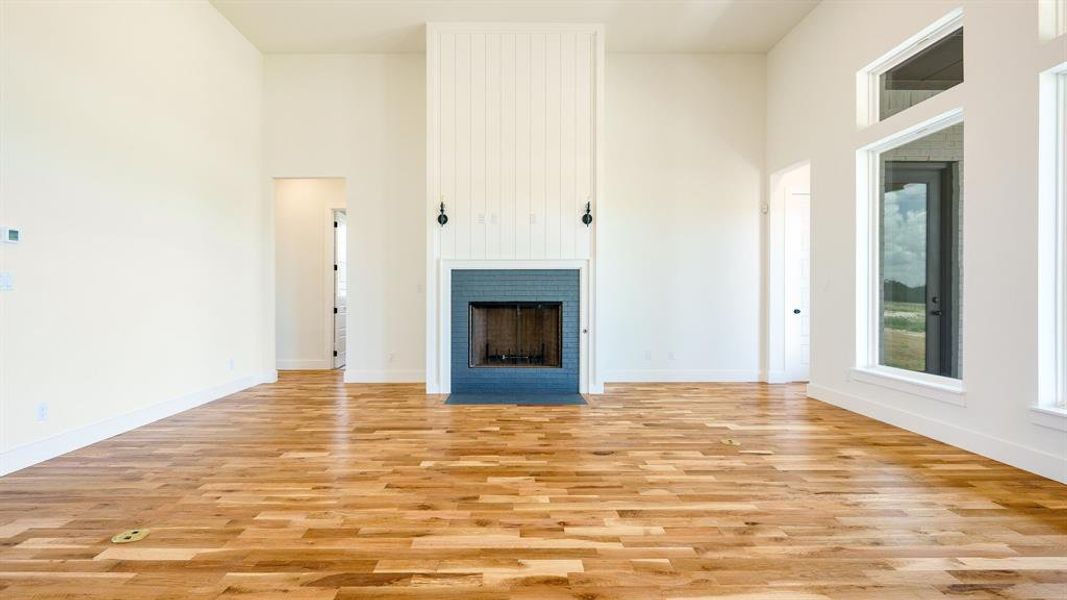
[1030,406,1067,432]
[849,366,966,406]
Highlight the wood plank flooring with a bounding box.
[1,370,1064,599]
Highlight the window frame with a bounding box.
[859,8,964,126]
[854,109,965,405]
[1056,71,1066,410]
[1036,63,1067,428]
[1039,0,1067,41]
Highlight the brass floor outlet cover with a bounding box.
[111,529,149,543]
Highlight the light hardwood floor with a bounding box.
[1,370,1065,599]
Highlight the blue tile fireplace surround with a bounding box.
[451,269,579,394]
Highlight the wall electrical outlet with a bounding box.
[0,272,12,292]
[227,358,236,371]
[644,350,653,361]
[36,403,48,422]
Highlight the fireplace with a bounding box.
[469,302,562,368]
[450,269,579,393]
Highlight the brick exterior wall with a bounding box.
[451,270,580,393]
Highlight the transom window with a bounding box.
[861,10,963,125]
[879,27,963,120]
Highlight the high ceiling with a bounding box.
[211,0,820,54]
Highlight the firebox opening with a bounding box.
[469,302,563,368]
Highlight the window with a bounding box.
[856,12,966,400]
[1040,65,1067,412]
[1039,0,1067,41]
[877,123,963,379]
[879,28,963,120]
[860,10,963,125]
[1056,72,1067,409]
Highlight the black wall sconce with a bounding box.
[437,202,448,227]
[581,202,593,227]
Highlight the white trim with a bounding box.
[0,372,275,476]
[858,7,964,126]
[809,384,1067,484]
[849,366,965,406]
[277,359,334,370]
[432,259,597,394]
[1039,64,1067,412]
[606,370,760,383]
[763,370,790,384]
[427,22,606,35]
[1031,405,1067,432]
[325,207,346,370]
[1039,0,1067,41]
[343,369,425,383]
[855,109,964,391]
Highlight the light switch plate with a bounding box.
[0,272,12,291]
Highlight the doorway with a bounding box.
[332,210,347,369]
[767,162,812,383]
[273,178,347,371]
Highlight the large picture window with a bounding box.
[878,123,963,378]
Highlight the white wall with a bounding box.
[767,0,1067,482]
[601,54,766,381]
[274,178,346,369]
[264,55,427,382]
[0,1,269,473]
[264,52,767,385]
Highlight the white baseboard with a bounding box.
[277,359,333,370]
[762,370,790,384]
[808,383,1067,484]
[343,369,425,383]
[0,371,274,477]
[604,369,760,383]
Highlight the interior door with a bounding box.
[333,211,347,369]
[785,191,811,382]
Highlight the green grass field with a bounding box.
[883,301,925,372]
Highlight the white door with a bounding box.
[784,192,811,382]
[333,211,347,369]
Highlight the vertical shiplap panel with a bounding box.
[500,34,516,259]
[575,32,593,259]
[514,34,531,259]
[454,33,471,259]
[529,33,547,259]
[559,32,577,258]
[486,34,502,257]
[439,32,457,258]
[469,34,487,259]
[544,33,562,259]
